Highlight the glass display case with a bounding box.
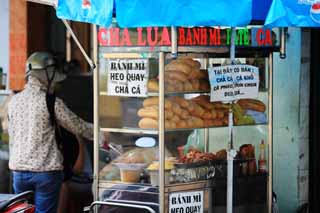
[93,25,279,213]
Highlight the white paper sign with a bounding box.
[208,64,259,102]
[107,58,149,97]
[169,191,204,213]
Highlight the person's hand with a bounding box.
[99,131,109,148]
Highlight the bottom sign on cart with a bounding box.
[169,191,204,213]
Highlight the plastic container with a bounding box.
[148,170,171,186]
[120,169,142,183]
[113,163,147,183]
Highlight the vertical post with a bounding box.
[280,28,287,59]
[92,24,99,203]
[268,53,273,213]
[159,52,165,213]
[66,21,71,62]
[204,57,210,152]
[227,27,236,213]
[171,26,177,59]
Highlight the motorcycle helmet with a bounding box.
[25,52,66,83]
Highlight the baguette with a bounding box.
[191,95,214,110]
[147,79,159,92]
[190,79,200,90]
[237,99,266,112]
[171,115,180,123]
[183,80,194,91]
[139,118,158,129]
[170,96,190,109]
[178,57,201,70]
[143,97,172,109]
[176,120,188,129]
[172,102,182,116]
[137,106,158,119]
[189,69,208,80]
[190,103,205,117]
[165,61,192,75]
[165,71,188,82]
[180,109,190,120]
[173,81,184,91]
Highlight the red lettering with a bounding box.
[265,29,272,45]
[159,27,171,46]
[120,28,132,46]
[200,28,207,45]
[185,28,193,45]
[209,28,219,45]
[147,27,158,47]
[178,28,185,45]
[98,28,108,46]
[256,29,264,46]
[193,28,200,45]
[137,28,146,46]
[109,28,120,46]
[217,28,221,45]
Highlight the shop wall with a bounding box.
[297,30,310,207]
[9,0,27,91]
[272,28,301,213]
[207,28,303,212]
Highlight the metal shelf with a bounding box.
[98,180,213,193]
[100,91,210,97]
[100,127,158,135]
[100,124,268,134]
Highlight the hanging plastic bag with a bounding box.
[183,129,204,154]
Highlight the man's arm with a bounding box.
[54,97,93,140]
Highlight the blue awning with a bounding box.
[56,0,253,27]
[115,0,252,27]
[265,0,320,27]
[56,0,114,27]
[252,0,272,22]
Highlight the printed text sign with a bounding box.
[107,59,149,97]
[208,64,259,102]
[169,191,204,213]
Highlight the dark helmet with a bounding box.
[25,52,66,83]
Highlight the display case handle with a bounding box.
[83,201,156,213]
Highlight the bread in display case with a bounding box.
[98,54,269,187]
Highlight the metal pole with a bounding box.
[159,52,165,213]
[171,27,178,59]
[280,28,287,59]
[66,21,71,62]
[92,24,99,203]
[61,19,96,69]
[227,27,236,213]
[267,53,273,213]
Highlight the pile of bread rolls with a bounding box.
[138,95,231,129]
[137,96,267,129]
[147,57,210,92]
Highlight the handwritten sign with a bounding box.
[169,191,203,213]
[208,64,259,102]
[107,58,149,97]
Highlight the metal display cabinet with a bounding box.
[93,25,281,213]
